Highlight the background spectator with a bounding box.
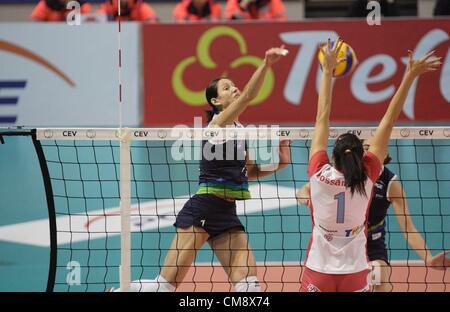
[97,0,158,22]
[225,0,287,21]
[434,0,450,16]
[30,0,91,22]
[173,0,221,22]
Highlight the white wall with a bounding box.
[418,0,436,17]
[0,23,141,126]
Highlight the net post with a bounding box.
[119,128,132,292]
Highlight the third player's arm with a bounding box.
[390,180,433,263]
[296,183,311,206]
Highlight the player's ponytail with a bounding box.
[333,133,367,196]
[205,78,223,123]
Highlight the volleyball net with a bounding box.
[1,126,449,292]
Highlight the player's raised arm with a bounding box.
[211,46,288,127]
[296,183,310,206]
[369,50,442,163]
[310,38,345,159]
[246,140,292,180]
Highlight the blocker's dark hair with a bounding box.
[333,133,368,196]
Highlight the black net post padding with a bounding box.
[31,129,57,292]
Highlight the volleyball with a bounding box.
[318,40,358,78]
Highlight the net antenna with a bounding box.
[117,0,131,292]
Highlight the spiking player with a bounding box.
[109,46,291,292]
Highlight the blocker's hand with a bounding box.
[319,37,346,74]
[405,50,442,78]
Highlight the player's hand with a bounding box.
[405,50,442,78]
[296,187,310,207]
[278,140,292,168]
[426,251,450,270]
[319,37,346,75]
[264,45,289,66]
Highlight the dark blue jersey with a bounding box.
[197,122,250,200]
[367,167,397,241]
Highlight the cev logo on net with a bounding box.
[172,26,275,106]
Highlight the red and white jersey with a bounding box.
[305,150,382,274]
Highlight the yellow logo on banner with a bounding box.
[172,26,274,106]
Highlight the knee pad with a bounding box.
[234,276,261,292]
[368,261,381,286]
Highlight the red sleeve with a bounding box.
[173,3,187,22]
[363,151,382,182]
[225,0,243,19]
[307,150,329,177]
[138,3,158,22]
[80,3,91,14]
[210,3,222,20]
[30,1,49,21]
[270,0,287,20]
[95,4,108,14]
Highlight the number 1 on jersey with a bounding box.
[334,192,345,224]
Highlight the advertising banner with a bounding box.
[0,23,140,126]
[142,19,450,126]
